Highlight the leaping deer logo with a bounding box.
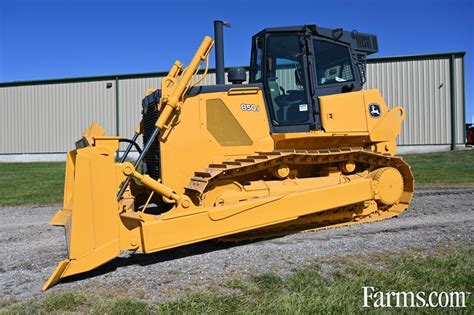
[369,104,381,118]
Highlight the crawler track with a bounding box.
[185,147,414,240]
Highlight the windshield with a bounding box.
[265,34,310,125]
[314,40,354,85]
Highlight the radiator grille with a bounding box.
[142,90,161,180]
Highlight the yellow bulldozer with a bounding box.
[43,23,414,290]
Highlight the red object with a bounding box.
[467,127,474,145]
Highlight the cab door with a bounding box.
[251,32,317,134]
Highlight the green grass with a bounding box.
[3,245,472,314]
[0,150,472,206]
[155,245,473,314]
[0,162,65,206]
[403,150,474,186]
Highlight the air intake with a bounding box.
[354,33,379,53]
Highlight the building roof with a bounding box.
[0,51,465,88]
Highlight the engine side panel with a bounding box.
[272,89,404,155]
[319,91,368,133]
[159,87,274,195]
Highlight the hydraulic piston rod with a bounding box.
[116,36,214,200]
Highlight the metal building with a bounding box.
[0,52,466,162]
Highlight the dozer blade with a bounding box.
[43,260,69,291]
[43,146,122,291]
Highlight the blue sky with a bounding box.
[0,0,472,122]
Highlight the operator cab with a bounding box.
[249,25,378,133]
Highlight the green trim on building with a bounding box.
[367,51,466,63]
[449,54,457,150]
[115,77,120,159]
[0,71,171,87]
[462,57,466,139]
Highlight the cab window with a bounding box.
[265,34,310,125]
[314,40,354,85]
[250,36,263,83]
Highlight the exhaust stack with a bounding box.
[213,20,230,84]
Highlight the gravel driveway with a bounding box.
[1,186,473,303]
